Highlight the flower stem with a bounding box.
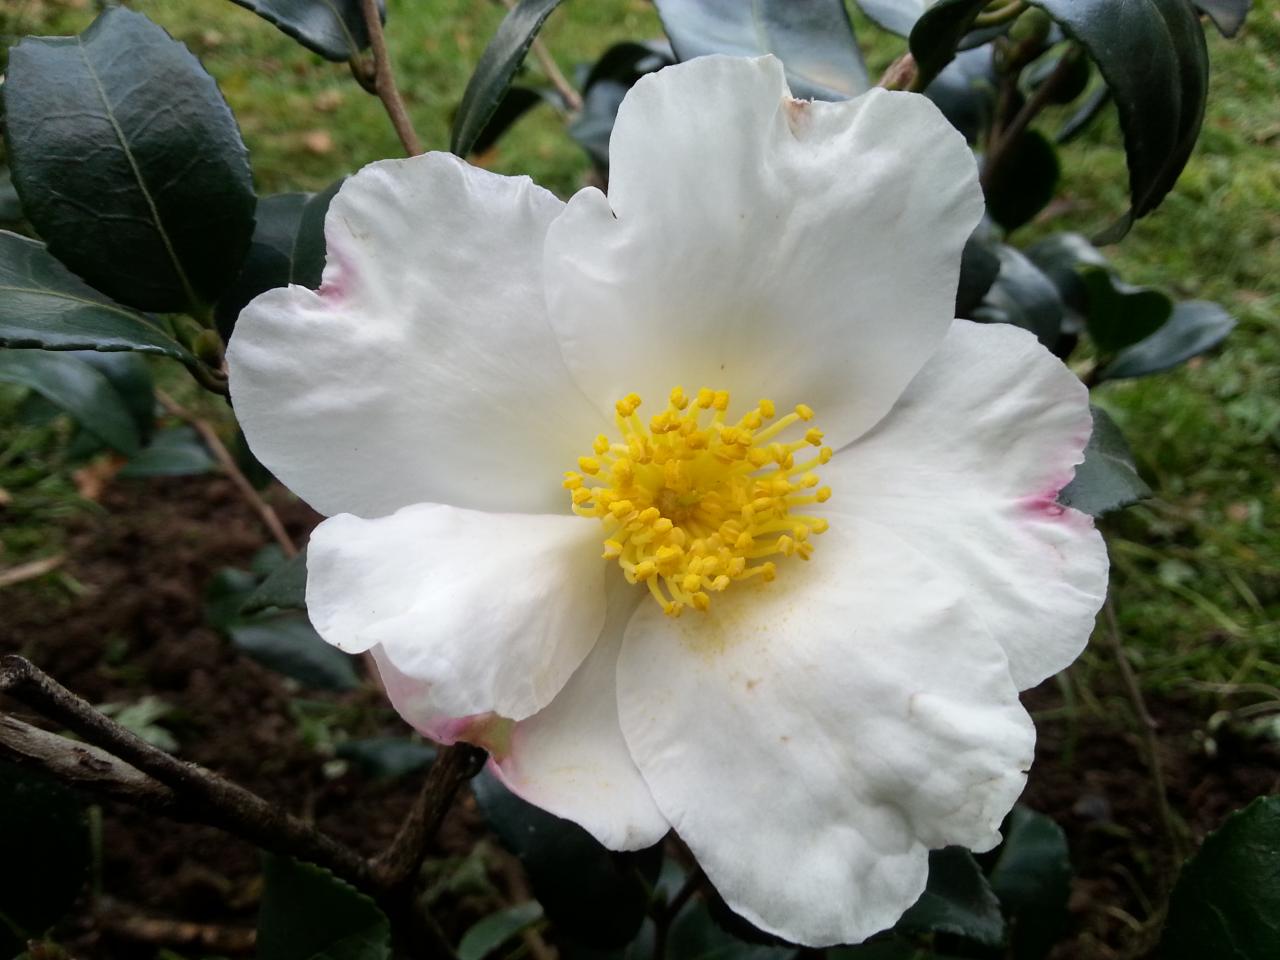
[358,0,424,156]
[973,0,1027,28]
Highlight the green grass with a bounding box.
[1,0,1277,703]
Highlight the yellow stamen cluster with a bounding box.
[564,387,832,617]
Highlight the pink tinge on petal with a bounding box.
[316,238,355,302]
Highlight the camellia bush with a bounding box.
[0,0,1274,958]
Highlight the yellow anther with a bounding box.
[574,388,832,616]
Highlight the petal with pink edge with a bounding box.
[228,153,605,519]
[617,519,1034,947]
[824,319,1109,689]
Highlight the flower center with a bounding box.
[565,387,832,617]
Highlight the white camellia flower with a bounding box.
[229,55,1108,946]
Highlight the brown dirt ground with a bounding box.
[1,474,1277,959]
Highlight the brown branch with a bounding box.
[156,390,297,559]
[0,656,377,893]
[878,52,918,92]
[359,0,424,155]
[1102,598,1188,863]
[0,554,65,589]
[980,45,1083,194]
[500,0,582,111]
[373,743,487,888]
[95,899,256,955]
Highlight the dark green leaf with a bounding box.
[956,231,1000,317]
[214,182,339,339]
[988,806,1071,960]
[335,737,435,779]
[984,129,1061,232]
[75,350,155,441]
[1158,795,1280,960]
[206,567,262,631]
[458,902,545,960]
[1080,267,1173,354]
[972,245,1064,348]
[472,85,563,156]
[0,349,141,455]
[1055,84,1110,144]
[119,425,217,477]
[655,0,869,100]
[1058,406,1150,517]
[925,45,997,144]
[0,170,22,224]
[0,231,195,362]
[1024,47,1091,105]
[1099,300,1235,380]
[1026,0,1209,240]
[257,854,390,960]
[226,0,382,61]
[0,762,91,956]
[473,769,662,948]
[1024,231,1109,328]
[567,42,674,170]
[1194,0,1251,38]
[5,7,256,312]
[229,613,360,691]
[909,0,987,90]
[667,900,793,960]
[897,847,1004,947]
[451,0,566,157]
[242,548,309,615]
[858,0,931,36]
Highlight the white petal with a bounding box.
[544,55,983,449]
[490,576,670,851]
[616,519,1033,947]
[306,503,605,721]
[825,320,1109,689]
[228,153,605,519]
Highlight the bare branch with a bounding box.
[359,0,424,155]
[156,390,298,559]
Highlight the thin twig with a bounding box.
[156,390,298,559]
[0,656,377,893]
[0,553,65,589]
[878,52,919,92]
[1101,599,1187,862]
[359,0,423,155]
[373,743,487,888]
[980,45,1083,193]
[94,899,256,955]
[500,0,582,111]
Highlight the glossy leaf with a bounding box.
[858,0,933,36]
[1024,231,1109,327]
[1159,796,1280,960]
[1026,0,1209,241]
[257,854,391,960]
[242,548,309,614]
[229,613,360,691]
[1080,268,1173,354]
[5,7,256,312]
[452,0,566,157]
[1099,300,1236,380]
[226,0,381,61]
[0,231,194,362]
[988,806,1071,960]
[335,737,435,779]
[909,0,987,89]
[925,44,996,144]
[1055,84,1111,144]
[972,245,1064,348]
[473,769,662,948]
[1058,406,1150,517]
[569,41,674,170]
[655,0,869,100]
[459,902,545,960]
[216,184,339,339]
[667,901,794,960]
[0,170,22,224]
[1194,0,1251,38]
[897,847,1004,947]
[984,129,1061,232]
[119,425,218,477]
[0,349,141,455]
[955,231,1001,317]
[0,763,91,957]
